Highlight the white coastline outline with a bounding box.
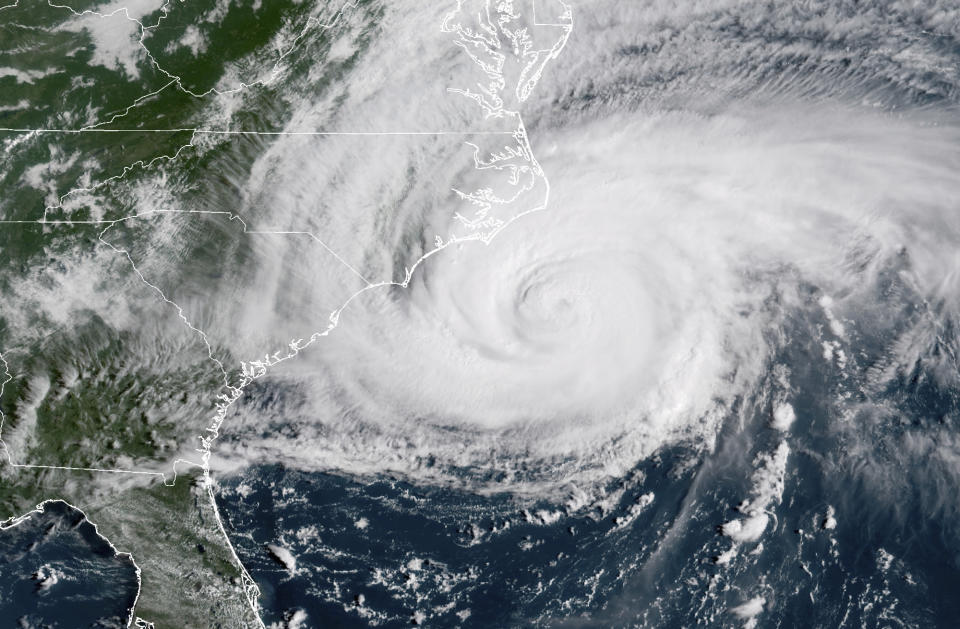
[0,128,516,135]
[0,1,573,627]
[0,498,147,627]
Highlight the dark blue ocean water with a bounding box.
[0,500,139,628]
[214,288,960,628]
[3,266,957,629]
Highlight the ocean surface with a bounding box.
[2,1,960,627]
[0,500,139,628]
[214,300,960,627]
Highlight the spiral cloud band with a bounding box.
[199,1,960,501]
[4,2,960,626]
[219,110,960,498]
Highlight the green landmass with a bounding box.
[0,0,379,625]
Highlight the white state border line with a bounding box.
[43,0,362,102]
[0,128,516,136]
[0,205,377,484]
[0,208,373,284]
[0,1,442,626]
[0,350,200,484]
[4,128,517,225]
[0,1,573,627]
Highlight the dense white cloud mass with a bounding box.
[7,2,960,626]
[153,0,958,498]
[217,93,960,496]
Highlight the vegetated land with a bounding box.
[1,2,381,625]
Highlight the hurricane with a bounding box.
[4,0,960,626]
[213,1,960,503]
